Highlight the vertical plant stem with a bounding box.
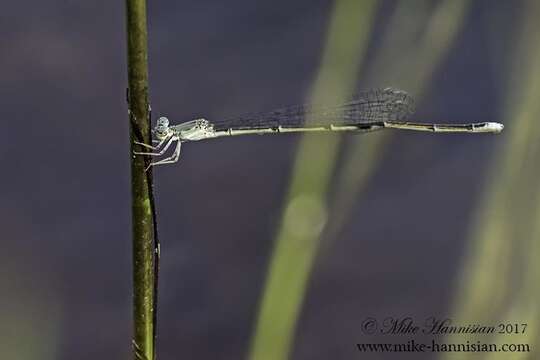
[125,1,157,359]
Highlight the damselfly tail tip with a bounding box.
[485,122,504,133]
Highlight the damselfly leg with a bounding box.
[134,135,176,156]
[145,141,182,170]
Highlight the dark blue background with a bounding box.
[1,1,520,359]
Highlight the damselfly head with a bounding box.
[156,116,169,128]
[153,117,172,140]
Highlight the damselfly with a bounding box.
[134,88,503,169]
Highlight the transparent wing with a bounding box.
[211,88,415,131]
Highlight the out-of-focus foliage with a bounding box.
[1,240,61,360]
[328,0,470,241]
[248,2,378,359]
[249,1,470,359]
[443,1,540,359]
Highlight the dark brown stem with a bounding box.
[125,0,158,359]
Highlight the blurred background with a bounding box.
[1,0,538,359]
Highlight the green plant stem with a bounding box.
[125,1,156,360]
